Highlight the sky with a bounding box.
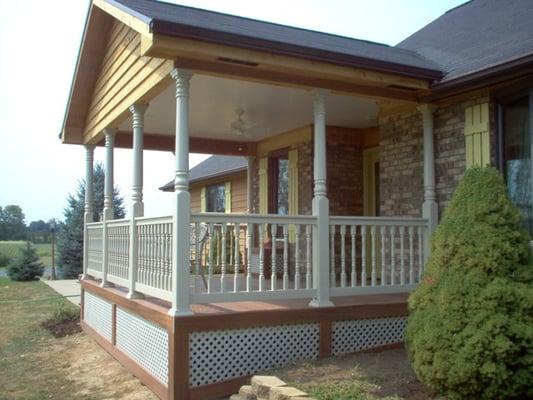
[0,0,466,223]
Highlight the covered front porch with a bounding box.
[81,68,436,312]
[61,3,444,398]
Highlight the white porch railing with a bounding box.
[84,214,428,304]
[329,217,428,296]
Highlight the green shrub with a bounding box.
[50,302,79,324]
[405,166,533,400]
[7,244,45,281]
[0,252,11,267]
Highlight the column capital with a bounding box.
[129,102,149,116]
[84,143,95,152]
[103,127,117,137]
[170,68,193,98]
[417,103,438,118]
[311,88,329,116]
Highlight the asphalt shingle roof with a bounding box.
[397,0,533,82]
[111,0,443,78]
[160,155,247,191]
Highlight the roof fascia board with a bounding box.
[93,0,152,38]
[149,19,443,82]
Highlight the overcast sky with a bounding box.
[0,0,466,223]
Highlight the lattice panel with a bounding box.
[332,317,407,356]
[83,292,112,341]
[115,307,169,384]
[189,323,320,388]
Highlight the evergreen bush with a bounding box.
[7,244,44,281]
[405,166,533,400]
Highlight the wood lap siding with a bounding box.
[189,172,247,213]
[84,21,173,141]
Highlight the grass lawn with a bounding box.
[0,241,54,269]
[0,276,157,400]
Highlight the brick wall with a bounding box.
[327,141,364,216]
[378,94,492,218]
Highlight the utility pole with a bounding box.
[50,220,56,280]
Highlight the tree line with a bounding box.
[0,205,56,243]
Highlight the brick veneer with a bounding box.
[378,94,492,219]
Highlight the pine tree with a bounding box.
[7,243,44,281]
[57,163,125,278]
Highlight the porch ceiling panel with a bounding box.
[118,74,380,143]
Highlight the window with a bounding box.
[499,91,533,235]
[206,184,225,213]
[268,151,289,215]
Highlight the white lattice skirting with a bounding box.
[116,307,169,384]
[84,291,113,341]
[332,316,407,356]
[189,323,320,387]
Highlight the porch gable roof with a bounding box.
[110,0,443,80]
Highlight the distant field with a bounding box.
[0,241,53,268]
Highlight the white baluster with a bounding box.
[259,223,265,291]
[305,224,312,289]
[207,223,214,293]
[294,225,301,290]
[361,225,367,287]
[283,225,289,290]
[409,226,414,285]
[418,226,424,283]
[371,226,376,287]
[399,226,405,286]
[330,225,336,287]
[350,225,356,287]
[390,225,396,286]
[233,222,240,292]
[271,224,277,290]
[340,225,346,288]
[246,223,253,292]
[221,223,227,293]
[380,225,386,286]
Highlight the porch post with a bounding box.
[101,128,116,287]
[82,144,94,280]
[127,103,148,299]
[418,104,438,259]
[169,67,193,316]
[309,89,333,307]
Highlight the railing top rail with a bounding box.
[134,215,173,225]
[107,219,131,227]
[330,216,429,227]
[191,212,317,225]
[86,222,103,228]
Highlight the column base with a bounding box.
[308,298,334,308]
[126,290,145,300]
[168,307,194,317]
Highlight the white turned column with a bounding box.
[169,68,193,316]
[309,89,333,308]
[418,104,438,260]
[101,128,116,287]
[82,145,95,280]
[127,103,148,299]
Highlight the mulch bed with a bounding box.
[41,317,82,338]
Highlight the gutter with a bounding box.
[149,19,443,82]
[427,52,533,100]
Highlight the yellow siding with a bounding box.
[464,103,490,167]
[225,182,232,213]
[190,172,247,213]
[258,157,268,214]
[83,20,173,142]
[200,187,206,212]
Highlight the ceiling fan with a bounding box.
[231,107,256,137]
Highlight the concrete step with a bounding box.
[239,385,257,400]
[251,376,287,398]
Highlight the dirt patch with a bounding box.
[41,317,82,338]
[42,332,158,400]
[270,348,432,400]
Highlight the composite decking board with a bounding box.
[81,277,407,317]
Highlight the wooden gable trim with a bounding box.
[93,0,153,38]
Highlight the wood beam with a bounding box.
[171,58,420,102]
[111,132,257,156]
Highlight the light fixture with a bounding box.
[231,107,255,137]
